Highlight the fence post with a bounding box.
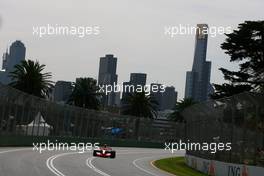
[229,99,235,163]
[253,105,260,165]
[134,118,140,140]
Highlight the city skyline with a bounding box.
[0,0,263,99]
[0,41,177,109]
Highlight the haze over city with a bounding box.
[0,0,263,99]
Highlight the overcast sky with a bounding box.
[0,0,263,99]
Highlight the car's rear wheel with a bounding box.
[110,151,116,158]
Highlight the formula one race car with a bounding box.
[93,144,116,158]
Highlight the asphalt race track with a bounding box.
[0,147,184,176]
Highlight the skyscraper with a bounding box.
[130,73,147,87]
[185,24,212,102]
[162,86,177,110]
[150,83,164,111]
[0,40,26,84]
[121,73,147,103]
[53,81,73,104]
[98,54,118,106]
[150,84,178,111]
[2,49,8,70]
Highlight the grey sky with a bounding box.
[0,0,263,99]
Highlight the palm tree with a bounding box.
[68,77,100,110]
[169,98,196,122]
[122,92,158,119]
[9,60,53,98]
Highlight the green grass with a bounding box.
[154,157,207,176]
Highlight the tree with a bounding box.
[169,98,196,122]
[122,92,158,119]
[9,60,53,98]
[212,21,264,99]
[68,77,100,110]
[211,84,252,100]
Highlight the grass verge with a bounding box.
[153,157,207,176]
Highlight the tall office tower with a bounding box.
[0,71,4,83]
[114,92,121,107]
[150,83,164,111]
[98,54,118,107]
[0,51,8,83]
[121,81,132,100]
[0,40,26,84]
[53,81,73,104]
[130,73,147,86]
[121,73,147,103]
[184,24,212,102]
[2,49,9,70]
[162,86,177,110]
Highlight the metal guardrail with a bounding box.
[0,83,184,144]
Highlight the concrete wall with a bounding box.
[185,154,264,176]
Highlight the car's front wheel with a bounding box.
[93,150,97,157]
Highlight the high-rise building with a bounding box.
[121,81,132,100]
[121,73,147,103]
[2,49,8,70]
[53,81,73,104]
[184,24,212,102]
[150,84,178,111]
[98,54,118,107]
[130,73,147,87]
[0,71,5,83]
[0,40,26,84]
[150,83,164,111]
[162,86,177,110]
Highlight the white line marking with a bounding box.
[0,148,168,176]
[133,156,165,176]
[46,150,138,176]
[85,151,168,176]
[46,151,91,176]
[46,154,66,176]
[47,150,171,176]
[86,157,111,176]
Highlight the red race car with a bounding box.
[93,145,116,158]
